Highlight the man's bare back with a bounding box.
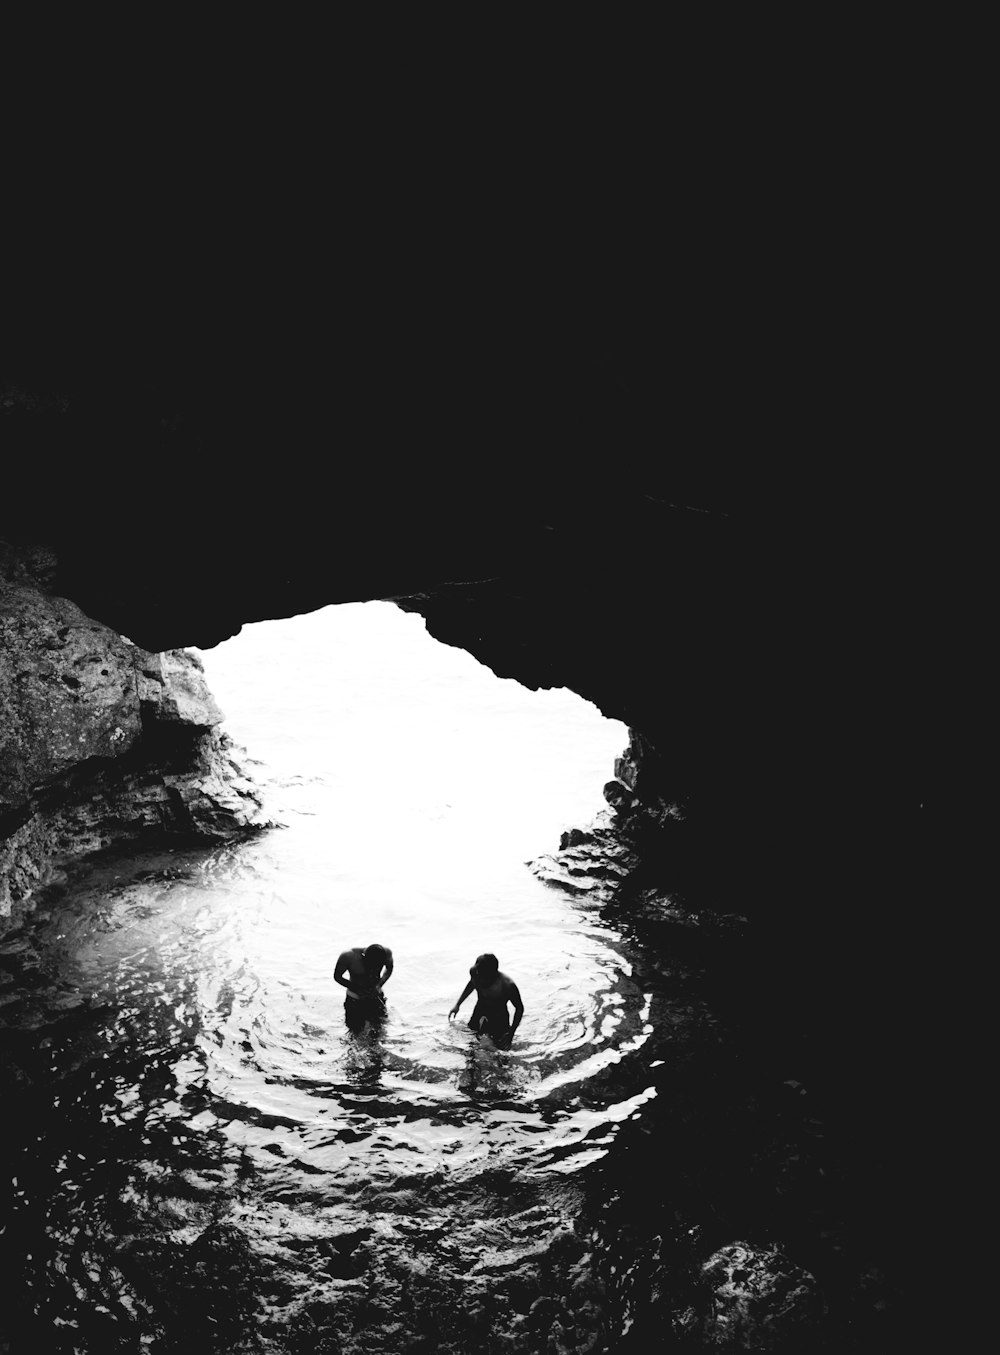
[334,944,393,1004]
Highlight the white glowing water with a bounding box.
[186,602,644,1148]
[194,601,634,1049]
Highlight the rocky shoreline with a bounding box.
[530,819,910,1352]
[1,544,269,931]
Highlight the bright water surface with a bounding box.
[1,603,661,1352]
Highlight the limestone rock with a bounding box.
[1,550,267,925]
[528,811,637,897]
[0,583,142,812]
[134,648,223,727]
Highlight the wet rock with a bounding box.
[134,647,223,726]
[603,778,638,812]
[0,724,269,920]
[0,582,142,811]
[190,1219,253,1266]
[115,1221,262,1346]
[696,1241,826,1350]
[546,1317,580,1354]
[326,1249,370,1279]
[528,1294,565,1329]
[365,1187,421,1214]
[330,1226,372,1256]
[529,810,637,897]
[0,547,268,925]
[504,1271,542,1315]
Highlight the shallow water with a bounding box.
[0,604,668,1352]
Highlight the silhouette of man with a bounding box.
[335,943,393,1034]
[449,953,523,1049]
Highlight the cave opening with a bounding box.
[2,599,683,1351]
[178,597,637,1074]
[195,598,629,878]
[0,552,931,1351]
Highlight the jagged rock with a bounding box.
[602,779,637,812]
[697,1241,826,1350]
[0,725,268,919]
[116,1221,261,1343]
[529,811,638,896]
[133,647,224,726]
[0,582,143,811]
[0,548,267,924]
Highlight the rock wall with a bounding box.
[0,544,267,925]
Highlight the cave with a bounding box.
[1,275,949,1352]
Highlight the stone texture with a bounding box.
[134,648,224,726]
[696,1241,826,1350]
[0,548,267,922]
[0,583,143,813]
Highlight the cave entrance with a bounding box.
[2,601,655,1350]
[190,600,630,1033]
[196,600,627,875]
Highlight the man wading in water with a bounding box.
[449,953,524,1049]
[335,943,393,1034]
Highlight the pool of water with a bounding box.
[1,603,669,1352]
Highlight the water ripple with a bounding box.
[1,832,664,1350]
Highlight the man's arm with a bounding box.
[377,949,394,989]
[334,950,362,999]
[449,978,476,1019]
[507,982,524,1041]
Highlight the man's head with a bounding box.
[364,943,388,968]
[472,953,499,979]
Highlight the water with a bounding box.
[0,603,665,1353]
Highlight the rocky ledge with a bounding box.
[0,544,268,927]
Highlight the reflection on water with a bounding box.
[9,831,652,1162]
[0,605,661,1350]
[0,828,657,1351]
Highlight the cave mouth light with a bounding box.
[194,600,628,881]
